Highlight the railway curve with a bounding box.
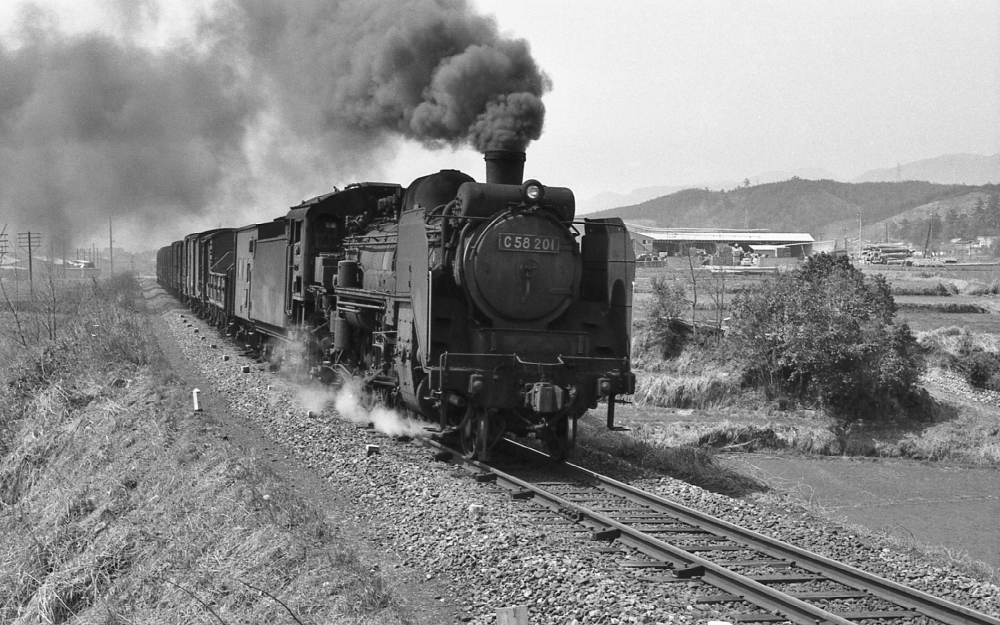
[425,437,1000,625]
[156,283,1000,624]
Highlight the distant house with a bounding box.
[749,244,794,258]
[631,232,658,258]
[975,235,997,248]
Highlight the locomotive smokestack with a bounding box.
[484,150,526,185]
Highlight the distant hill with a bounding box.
[839,189,997,245]
[852,153,1000,185]
[576,168,842,214]
[589,178,990,236]
[578,186,694,215]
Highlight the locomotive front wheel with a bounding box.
[460,406,490,461]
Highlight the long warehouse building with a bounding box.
[627,224,816,258]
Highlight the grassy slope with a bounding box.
[0,276,409,624]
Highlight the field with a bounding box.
[632,261,1000,326]
[607,260,1000,467]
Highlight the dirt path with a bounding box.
[726,454,1000,570]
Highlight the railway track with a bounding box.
[424,437,1000,625]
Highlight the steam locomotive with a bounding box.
[156,150,635,460]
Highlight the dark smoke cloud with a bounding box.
[210,0,550,151]
[0,0,551,248]
[0,14,259,246]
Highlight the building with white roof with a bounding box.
[626,224,815,257]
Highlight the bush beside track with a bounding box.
[626,254,1000,466]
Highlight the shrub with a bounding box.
[643,275,688,358]
[727,254,924,423]
[962,352,1000,389]
[891,282,956,296]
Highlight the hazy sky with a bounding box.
[426,0,1000,197]
[0,0,997,248]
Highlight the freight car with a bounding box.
[158,150,635,460]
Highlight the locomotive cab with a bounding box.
[285,184,402,320]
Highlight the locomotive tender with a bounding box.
[157,150,635,460]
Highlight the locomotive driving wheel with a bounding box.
[460,406,491,461]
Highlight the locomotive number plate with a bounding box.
[499,233,559,253]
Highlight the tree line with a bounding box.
[891,192,1000,252]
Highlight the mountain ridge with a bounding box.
[590,179,997,240]
[580,152,1000,239]
[851,153,1000,185]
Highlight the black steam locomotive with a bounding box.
[157,150,635,460]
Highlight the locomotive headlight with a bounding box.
[597,377,612,397]
[521,179,545,204]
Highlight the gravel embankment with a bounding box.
[163,308,1000,625]
[922,368,1000,405]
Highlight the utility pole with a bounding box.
[18,232,39,294]
[109,219,114,275]
[857,210,862,260]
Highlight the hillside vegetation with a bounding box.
[592,178,996,236]
[0,275,409,624]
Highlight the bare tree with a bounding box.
[684,244,700,339]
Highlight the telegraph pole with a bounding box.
[109,220,114,275]
[0,226,8,265]
[18,232,39,294]
[857,210,862,260]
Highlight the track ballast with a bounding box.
[425,437,1000,625]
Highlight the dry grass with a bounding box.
[632,372,742,410]
[0,275,411,624]
[577,419,765,496]
[917,325,1000,354]
[1,376,411,623]
[614,389,1000,467]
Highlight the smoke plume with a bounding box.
[295,379,425,439]
[0,0,550,247]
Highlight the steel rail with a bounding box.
[426,439,864,625]
[500,438,1000,625]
